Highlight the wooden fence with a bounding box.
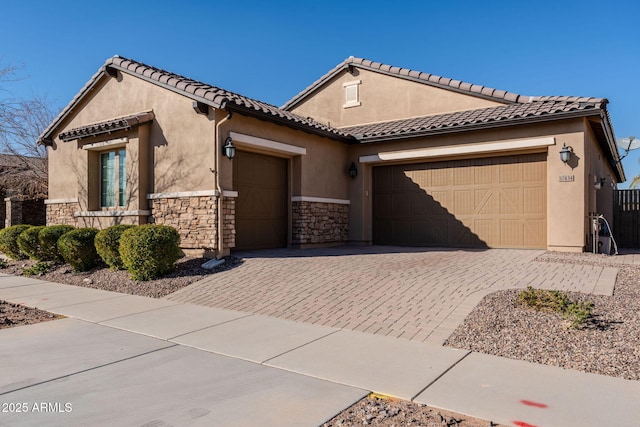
[613,189,640,248]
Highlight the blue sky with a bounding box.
[2,0,639,185]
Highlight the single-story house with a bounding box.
[38,56,624,256]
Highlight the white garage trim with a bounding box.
[359,137,555,163]
[229,132,307,156]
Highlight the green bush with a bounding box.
[120,225,181,280]
[95,224,135,270]
[23,261,56,276]
[39,225,75,261]
[57,228,101,272]
[517,286,594,328]
[0,224,32,259]
[17,226,46,260]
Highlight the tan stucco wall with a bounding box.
[216,112,350,200]
[288,68,505,128]
[583,118,617,243]
[345,119,593,251]
[48,72,217,203]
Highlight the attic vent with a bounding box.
[343,80,361,109]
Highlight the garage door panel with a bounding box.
[500,219,524,246]
[500,188,522,215]
[373,153,546,249]
[234,151,287,251]
[524,187,545,214]
[524,219,546,247]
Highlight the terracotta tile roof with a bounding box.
[39,56,355,145]
[106,57,354,142]
[282,56,532,110]
[59,111,155,142]
[341,98,609,141]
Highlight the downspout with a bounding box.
[214,106,233,259]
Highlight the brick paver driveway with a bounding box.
[166,247,616,344]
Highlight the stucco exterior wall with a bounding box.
[47,72,217,202]
[216,112,350,201]
[288,68,504,128]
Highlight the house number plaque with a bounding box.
[559,175,575,182]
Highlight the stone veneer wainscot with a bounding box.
[292,200,349,245]
[148,193,217,251]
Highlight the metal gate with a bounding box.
[613,189,640,248]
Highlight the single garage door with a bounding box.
[373,153,547,248]
[233,150,287,250]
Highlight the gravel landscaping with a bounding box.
[0,256,242,298]
[322,394,502,426]
[445,251,640,381]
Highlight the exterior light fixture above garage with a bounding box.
[223,137,236,159]
[559,143,573,164]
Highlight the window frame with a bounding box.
[99,148,127,208]
[343,80,362,108]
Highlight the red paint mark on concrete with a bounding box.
[513,421,539,427]
[520,399,548,409]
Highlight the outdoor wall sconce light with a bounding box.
[223,137,235,159]
[594,177,606,190]
[348,162,358,178]
[559,143,573,164]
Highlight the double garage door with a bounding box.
[373,153,547,249]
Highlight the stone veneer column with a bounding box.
[222,196,236,249]
[4,196,23,227]
[292,201,349,245]
[45,200,79,227]
[148,195,217,252]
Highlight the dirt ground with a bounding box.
[0,299,62,329]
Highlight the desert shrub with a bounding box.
[57,228,100,272]
[16,226,46,260]
[517,286,593,328]
[95,224,135,270]
[0,224,32,260]
[120,225,181,280]
[39,225,75,261]
[23,261,56,276]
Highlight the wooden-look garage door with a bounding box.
[373,153,547,248]
[233,151,287,250]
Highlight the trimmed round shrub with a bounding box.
[17,226,46,260]
[120,225,181,281]
[95,224,135,270]
[39,225,75,262]
[0,224,32,260]
[57,228,101,272]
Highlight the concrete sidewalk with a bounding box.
[1,274,639,426]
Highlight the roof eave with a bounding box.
[106,62,227,110]
[226,103,356,144]
[281,61,350,110]
[597,110,625,182]
[37,65,112,146]
[353,109,605,144]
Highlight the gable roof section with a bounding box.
[39,56,355,145]
[282,56,530,111]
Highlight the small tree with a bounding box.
[0,62,56,198]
